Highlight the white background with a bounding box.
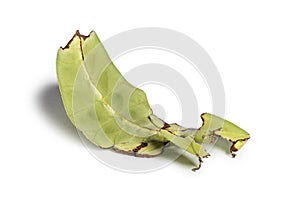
[1,0,299,196]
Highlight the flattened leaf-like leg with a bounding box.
[195,113,250,157]
[160,129,210,171]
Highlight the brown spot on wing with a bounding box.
[61,30,93,50]
[161,122,170,129]
[132,142,148,152]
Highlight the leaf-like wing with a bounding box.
[56,31,163,155]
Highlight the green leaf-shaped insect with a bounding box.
[56,31,250,171]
